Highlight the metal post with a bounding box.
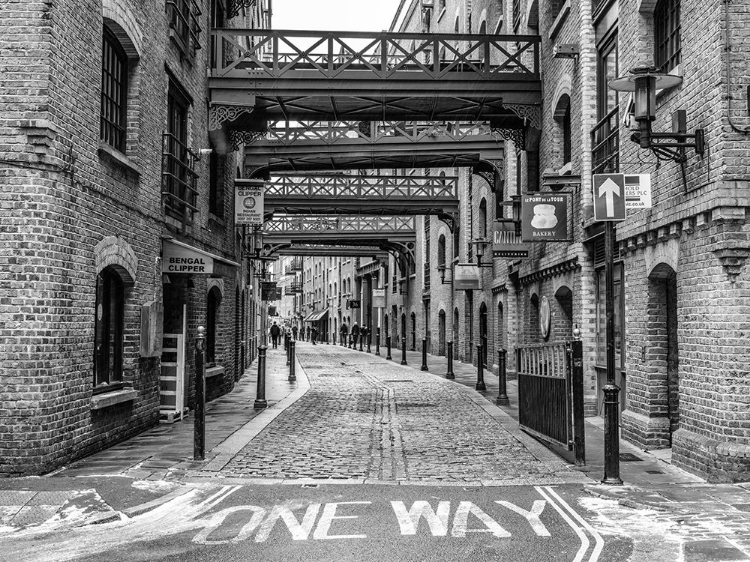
[286,333,290,366]
[386,336,392,360]
[475,345,486,391]
[367,330,371,353]
[375,330,380,356]
[401,336,407,365]
[421,338,428,371]
[288,340,296,382]
[603,221,622,484]
[571,337,586,466]
[194,326,206,461]
[360,332,364,351]
[446,341,454,379]
[496,349,509,405]
[254,345,268,409]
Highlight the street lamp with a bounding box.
[609,64,704,162]
[437,263,452,284]
[470,238,494,268]
[497,194,522,236]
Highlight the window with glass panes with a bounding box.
[100,27,128,152]
[655,0,681,73]
[94,267,124,391]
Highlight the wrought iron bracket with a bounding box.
[491,126,525,151]
[437,212,458,234]
[229,130,267,151]
[630,130,705,163]
[209,104,254,131]
[228,0,257,19]
[473,159,505,193]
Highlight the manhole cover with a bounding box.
[301,484,319,488]
[645,470,664,474]
[619,453,643,462]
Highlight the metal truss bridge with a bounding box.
[268,243,390,260]
[242,120,504,174]
[253,173,459,216]
[263,215,416,244]
[208,30,541,131]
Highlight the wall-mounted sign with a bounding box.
[624,174,652,209]
[261,281,278,301]
[521,193,570,242]
[453,263,480,291]
[493,221,529,258]
[347,299,361,309]
[592,174,626,221]
[163,241,214,274]
[372,289,386,308]
[235,181,265,225]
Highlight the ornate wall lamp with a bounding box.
[470,238,494,268]
[437,264,452,284]
[609,65,705,163]
[497,195,522,236]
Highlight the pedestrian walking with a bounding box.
[306,325,311,342]
[311,325,318,345]
[292,325,298,340]
[339,322,348,346]
[270,322,280,348]
[351,322,359,348]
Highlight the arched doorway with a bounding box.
[648,263,679,446]
[479,302,488,367]
[438,310,446,356]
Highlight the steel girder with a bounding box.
[266,243,391,260]
[242,121,504,173]
[263,215,416,244]
[249,173,459,216]
[208,30,541,129]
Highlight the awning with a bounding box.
[304,308,329,322]
[162,238,240,275]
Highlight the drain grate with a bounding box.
[619,453,643,462]
[645,470,664,474]
[398,402,436,408]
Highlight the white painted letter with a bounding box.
[391,501,450,536]
[192,505,267,545]
[451,501,511,538]
[495,500,550,537]
[313,502,371,540]
[255,503,321,542]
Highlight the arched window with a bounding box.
[94,267,125,390]
[207,287,221,365]
[554,94,572,166]
[438,234,446,268]
[479,198,488,238]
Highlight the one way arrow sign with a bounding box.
[593,174,626,221]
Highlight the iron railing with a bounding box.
[250,120,499,146]
[591,105,620,175]
[161,133,199,231]
[210,29,540,80]
[290,257,303,271]
[516,342,573,450]
[265,174,457,201]
[264,215,415,234]
[166,0,202,58]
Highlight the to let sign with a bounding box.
[521,194,570,242]
[624,174,652,209]
[372,289,386,309]
[593,174,626,221]
[236,181,265,225]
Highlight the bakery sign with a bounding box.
[521,193,570,242]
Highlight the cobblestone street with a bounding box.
[220,344,585,485]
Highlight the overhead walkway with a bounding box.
[272,243,390,260]
[263,215,415,245]
[242,121,504,174]
[251,173,459,216]
[208,30,541,131]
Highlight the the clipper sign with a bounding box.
[236,181,265,225]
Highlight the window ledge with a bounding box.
[206,366,225,379]
[98,142,143,176]
[91,388,137,410]
[548,1,571,40]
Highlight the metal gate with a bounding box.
[517,341,585,464]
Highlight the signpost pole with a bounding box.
[602,221,622,484]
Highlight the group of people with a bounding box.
[269,321,373,349]
[338,321,369,348]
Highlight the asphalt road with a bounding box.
[0,483,631,562]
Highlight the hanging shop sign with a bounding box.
[261,281,278,301]
[493,221,529,258]
[235,180,265,225]
[347,299,361,309]
[521,193,570,242]
[453,263,481,291]
[372,289,386,308]
[163,241,214,274]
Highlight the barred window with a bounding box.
[655,0,681,73]
[100,27,128,152]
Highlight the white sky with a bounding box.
[271,0,405,32]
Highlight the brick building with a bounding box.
[0,0,269,476]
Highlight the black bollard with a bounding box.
[421,338,428,371]
[286,334,291,366]
[401,336,407,365]
[360,334,364,352]
[386,336,392,360]
[496,349,509,405]
[367,331,371,353]
[254,345,268,409]
[194,326,206,461]
[475,344,486,391]
[289,340,296,382]
[375,331,380,356]
[446,341,454,379]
